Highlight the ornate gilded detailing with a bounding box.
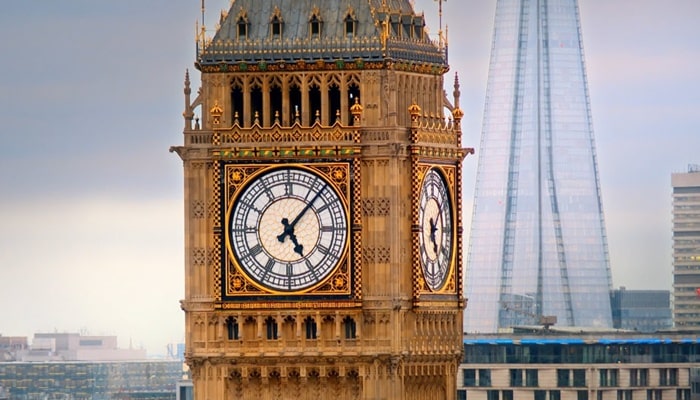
[213,145,359,160]
[349,98,363,124]
[210,100,223,125]
[408,102,421,122]
[411,163,460,297]
[221,162,356,299]
[218,301,361,310]
[350,158,363,301]
[452,107,464,121]
[187,124,360,147]
[198,58,446,75]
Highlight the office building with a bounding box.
[611,288,672,333]
[465,0,613,332]
[672,165,700,328]
[457,330,700,400]
[0,360,182,400]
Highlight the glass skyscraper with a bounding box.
[465,0,613,332]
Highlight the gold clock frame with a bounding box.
[221,161,355,299]
[412,163,459,296]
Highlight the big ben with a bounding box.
[170,1,473,398]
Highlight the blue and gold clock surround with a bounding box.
[222,162,354,299]
[413,163,458,296]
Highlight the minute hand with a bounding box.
[289,185,326,228]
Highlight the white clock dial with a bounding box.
[418,168,453,291]
[229,166,348,292]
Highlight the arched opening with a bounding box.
[225,316,239,340]
[237,16,248,40]
[308,84,321,124]
[289,84,302,124]
[344,14,356,38]
[270,15,283,39]
[343,316,356,339]
[328,83,341,125]
[304,316,317,340]
[309,15,322,39]
[270,84,283,125]
[347,83,361,126]
[251,86,263,126]
[265,317,278,340]
[230,85,244,125]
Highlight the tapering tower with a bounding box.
[465,0,613,333]
[170,1,472,398]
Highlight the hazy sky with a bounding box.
[0,1,698,355]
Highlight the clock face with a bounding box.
[418,168,453,291]
[228,166,348,292]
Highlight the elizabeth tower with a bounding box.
[170,0,471,399]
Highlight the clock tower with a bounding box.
[171,1,473,398]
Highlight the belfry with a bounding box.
[170,1,472,398]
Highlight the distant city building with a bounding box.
[0,336,27,361]
[0,360,182,400]
[22,332,147,362]
[611,288,673,332]
[465,0,613,332]
[2,332,148,362]
[458,330,700,400]
[672,165,700,329]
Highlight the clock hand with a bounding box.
[277,185,327,256]
[279,218,303,255]
[429,217,438,254]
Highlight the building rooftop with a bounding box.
[197,0,446,70]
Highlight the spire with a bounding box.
[451,72,464,122]
[183,69,194,130]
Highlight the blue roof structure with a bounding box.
[197,0,446,70]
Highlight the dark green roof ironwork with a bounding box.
[196,0,446,70]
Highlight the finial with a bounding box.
[453,72,461,109]
[350,98,363,125]
[210,100,223,125]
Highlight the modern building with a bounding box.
[457,330,700,400]
[672,165,700,329]
[15,332,147,362]
[611,288,672,333]
[465,0,613,332]
[0,360,183,400]
[171,0,471,399]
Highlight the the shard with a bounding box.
[465,0,613,332]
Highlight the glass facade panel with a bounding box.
[466,0,613,332]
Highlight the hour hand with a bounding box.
[429,217,438,254]
[278,218,304,256]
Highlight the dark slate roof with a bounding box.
[197,0,446,68]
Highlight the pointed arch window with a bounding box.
[225,316,239,340]
[265,317,278,340]
[343,316,356,339]
[270,8,284,39]
[344,13,356,37]
[309,8,323,39]
[304,316,317,340]
[237,13,249,40]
